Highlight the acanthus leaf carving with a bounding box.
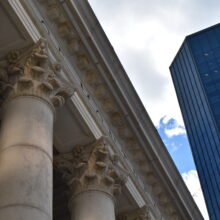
[54,137,128,197]
[134,206,151,220]
[0,38,73,108]
[118,206,152,220]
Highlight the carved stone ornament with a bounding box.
[0,38,73,108]
[118,206,152,220]
[54,137,128,197]
[134,206,151,220]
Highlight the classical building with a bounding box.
[0,0,203,220]
[170,24,220,220]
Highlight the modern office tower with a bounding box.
[170,24,220,220]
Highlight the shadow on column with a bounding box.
[53,149,71,220]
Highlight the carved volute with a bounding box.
[134,206,151,220]
[118,206,152,220]
[0,38,73,108]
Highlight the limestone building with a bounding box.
[0,0,203,220]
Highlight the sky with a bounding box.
[88,1,220,219]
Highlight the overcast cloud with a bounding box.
[89,0,220,126]
[182,170,209,220]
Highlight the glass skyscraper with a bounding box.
[170,24,220,220]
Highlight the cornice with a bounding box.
[8,0,41,42]
[71,91,102,139]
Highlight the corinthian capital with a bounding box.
[135,206,153,220]
[118,206,152,220]
[0,38,73,108]
[54,137,127,197]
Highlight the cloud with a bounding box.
[121,47,169,102]
[165,126,186,137]
[88,0,220,127]
[157,116,187,155]
[159,116,186,138]
[161,115,171,124]
[157,116,196,173]
[182,170,209,220]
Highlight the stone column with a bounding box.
[0,39,72,220]
[55,138,127,220]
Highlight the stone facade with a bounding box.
[0,0,203,220]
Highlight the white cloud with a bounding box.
[182,170,209,220]
[165,126,186,137]
[159,116,186,138]
[161,115,171,124]
[88,0,220,127]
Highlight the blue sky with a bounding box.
[87,1,220,219]
[157,116,195,173]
